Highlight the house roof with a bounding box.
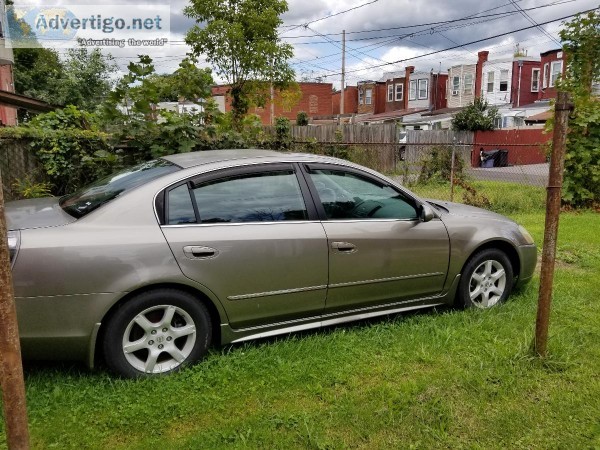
[0,90,56,113]
[421,107,464,117]
[356,108,427,123]
[524,110,553,123]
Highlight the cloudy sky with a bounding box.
[42,0,599,87]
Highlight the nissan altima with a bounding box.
[6,149,537,377]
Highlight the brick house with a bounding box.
[0,33,17,126]
[210,82,333,125]
[479,52,541,107]
[357,80,386,114]
[382,71,406,112]
[332,86,358,115]
[407,69,447,111]
[538,49,565,101]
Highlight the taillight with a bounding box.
[7,230,20,268]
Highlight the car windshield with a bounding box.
[60,159,180,219]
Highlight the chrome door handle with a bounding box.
[331,242,357,253]
[183,246,218,259]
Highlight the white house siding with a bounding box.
[408,71,431,109]
[447,64,476,108]
[481,59,513,105]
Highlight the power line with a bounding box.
[280,0,380,35]
[299,8,594,78]
[509,0,563,46]
[279,0,575,39]
[284,0,572,72]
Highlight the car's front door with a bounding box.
[303,164,450,313]
[161,164,328,329]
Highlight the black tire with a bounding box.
[457,249,514,309]
[103,289,212,378]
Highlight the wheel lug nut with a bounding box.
[162,328,168,332]
[167,337,172,342]
[148,340,154,345]
[151,330,157,335]
[158,344,164,349]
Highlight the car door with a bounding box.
[301,164,450,313]
[160,163,328,329]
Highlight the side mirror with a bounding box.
[420,204,435,222]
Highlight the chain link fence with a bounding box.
[291,140,549,215]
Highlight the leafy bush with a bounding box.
[0,106,117,195]
[418,145,464,183]
[452,98,499,131]
[296,111,309,126]
[12,177,52,199]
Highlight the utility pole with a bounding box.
[0,171,30,449]
[340,29,345,117]
[534,91,573,357]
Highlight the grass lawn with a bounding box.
[1,204,599,448]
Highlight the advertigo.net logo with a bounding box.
[5,4,171,48]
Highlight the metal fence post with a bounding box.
[0,170,30,450]
[534,91,573,357]
[450,136,456,202]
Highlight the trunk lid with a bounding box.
[5,197,76,230]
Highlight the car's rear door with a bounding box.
[301,164,450,313]
[160,163,328,329]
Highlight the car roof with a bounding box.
[162,149,290,169]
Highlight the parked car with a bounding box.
[6,149,537,377]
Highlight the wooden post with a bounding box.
[0,171,30,449]
[534,91,573,357]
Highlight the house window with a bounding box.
[550,61,563,87]
[409,80,416,100]
[487,72,494,92]
[531,68,540,92]
[418,79,428,99]
[358,89,364,104]
[463,73,473,93]
[499,70,509,92]
[452,76,460,95]
[387,84,394,102]
[543,63,550,89]
[395,83,403,101]
[365,88,372,105]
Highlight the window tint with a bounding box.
[309,169,418,220]
[168,184,196,225]
[192,171,308,223]
[60,159,179,219]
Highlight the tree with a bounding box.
[13,47,116,113]
[184,0,295,130]
[555,10,600,207]
[149,59,214,103]
[58,48,117,111]
[13,47,64,105]
[452,97,500,131]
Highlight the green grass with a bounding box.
[409,180,547,215]
[1,211,599,449]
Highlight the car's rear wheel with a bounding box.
[103,289,211,378]
[458,249,514,309]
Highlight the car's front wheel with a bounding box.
[103,289,212,378]
[457,249,514,309]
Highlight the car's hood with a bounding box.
[426,199,513,223]
[5,197,76,231]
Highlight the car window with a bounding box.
[60,159,180,219]
[192,170,308,223]
[308,169,418,220]
[167,184,197,225]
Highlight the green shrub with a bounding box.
[296,111,309,126]
[418,145,464,183]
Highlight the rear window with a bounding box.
[60,159,180,218]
